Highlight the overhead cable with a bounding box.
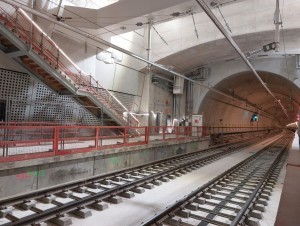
[191,12,199,39]
[194,0,288,118]
[152,25,168,46]
[3,0,274,119]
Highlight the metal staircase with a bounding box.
[0,3,139,127]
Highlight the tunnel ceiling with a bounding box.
[200,71,300,126]
[150,29,300,76]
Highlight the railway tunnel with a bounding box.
[0,0,299,226]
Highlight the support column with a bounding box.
[140,20,153,126]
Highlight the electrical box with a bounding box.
[192,115,203,136]
[192,115,203,127]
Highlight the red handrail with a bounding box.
[0,125,207,163]
[0,123,272,163]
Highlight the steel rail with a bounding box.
[2,141,252,226]
[0,130,268,207]
[231,136,291,225]
[140,134,289,226]
[1,0,274,118]
[194,0,288,118]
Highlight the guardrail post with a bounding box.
[145,127,149,144]
[53,127,59,155]
[95,127,99,149]
[163,126,166,141]
[176,126,179,140]
[124,127,127,144]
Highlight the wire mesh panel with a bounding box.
[0,69,30,121]
[98,126,147,149]
[0,126,54,156]
[126,127,147,145]
[98,126,126,149]
[163,126,178,140]
[58,126,97,152]
[177,126,193,140]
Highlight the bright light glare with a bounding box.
[62,0,119,10]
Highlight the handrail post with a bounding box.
[78,71,82,87]
[124,127,127,144]
[40,33,43,54]
[13,9,18,32]
[30,16,33,50]
[95,127,99,149]
[145,126,149,144]
[53,127,59,155]
[89,74,92,87]
[56,49,59,69]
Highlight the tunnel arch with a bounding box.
[198,71,300,127]
[193,56,300,118]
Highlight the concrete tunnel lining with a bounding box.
[199,71,300,126]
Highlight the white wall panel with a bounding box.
[95,60,115,90]
[112,64,144,96]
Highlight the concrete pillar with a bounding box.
[139,20,153,126]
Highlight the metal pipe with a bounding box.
[4,0,276,118]
[274,0,281,52]
[194,0,288,118]
[152,74,173,83]
[147,19,152,63]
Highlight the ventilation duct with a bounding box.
[173,76,184,94]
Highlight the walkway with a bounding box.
[275,133,300,226]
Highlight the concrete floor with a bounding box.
[58,134,283,226]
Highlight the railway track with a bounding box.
[141,132,291,226]
[0,132,274,226]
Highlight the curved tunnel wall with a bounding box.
[189,55,300,127]
[198,69,300,127]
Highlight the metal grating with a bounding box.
[77,107,101,125]
[0,68,102,125]
[0,69,29,121]
[111,91,136,111]
[32,83,75,123]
